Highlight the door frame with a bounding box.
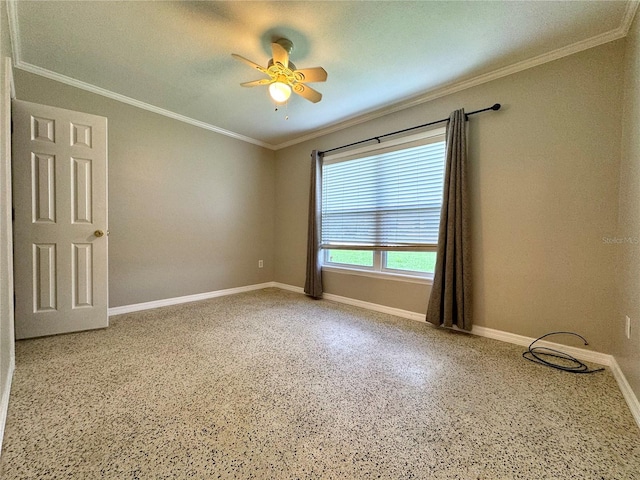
[0,55,15,458]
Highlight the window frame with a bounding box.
[320,127,446,282]
[322,249,437,284]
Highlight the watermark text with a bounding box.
[602,236,639,245]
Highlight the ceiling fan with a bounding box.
[232,38,328,104]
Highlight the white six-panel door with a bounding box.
[12,100,108,339]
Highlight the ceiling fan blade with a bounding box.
[293,83,323,103]
[231,54,269,75]
[240,79,273,88]
[271,42,289,69]
[293,67,328,83]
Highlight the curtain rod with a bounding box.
[319,103,501,155]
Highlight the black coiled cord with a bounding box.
[522,331,604,374]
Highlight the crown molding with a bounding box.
[7,0,275,149]
[6,0,21,63]
[272,20,631,150]
[6,0,638,152]
[621,0,640,35]
[5,0,280,150]
[13,61,276,150]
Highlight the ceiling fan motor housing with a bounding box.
[274,38,294,55]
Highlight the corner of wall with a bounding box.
[613,6,640,409]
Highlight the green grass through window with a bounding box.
[326,250,437,274]
[327,250,374,267]
[386,251,436,273]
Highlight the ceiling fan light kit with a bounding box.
[269,82,292,103]
[232,37,327,106]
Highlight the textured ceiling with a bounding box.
[9,1,637,148]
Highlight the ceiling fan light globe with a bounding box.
[269,82,292,103]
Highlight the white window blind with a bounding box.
[321,137,446,250]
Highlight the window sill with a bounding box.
[321,265,433,285]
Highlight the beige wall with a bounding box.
[615,14,640,400]
[275,40,625,354]
[4,11,636,380]
[1,6,637,453]
[14,69,276,307]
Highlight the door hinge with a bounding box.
[12,207,15,221]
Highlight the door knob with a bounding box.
[94,230,104,237]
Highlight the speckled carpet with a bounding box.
[1,288,639,479]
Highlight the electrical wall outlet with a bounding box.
[258,260,264,268]
[626,315,631,339]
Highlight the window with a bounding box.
[321,128,446,279]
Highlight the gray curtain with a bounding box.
[304,150,323,298]
[426,109,472,330]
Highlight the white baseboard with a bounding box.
[271,282,640,430]
[108,282,277,316]
[470,325,612,367]
[0,359,15,457]
[106,281,640,430]
[272,282,426,321]
[271,282,304,295]
[609,356,640,428]
[323,292,426,322]
[468,325,640,427]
